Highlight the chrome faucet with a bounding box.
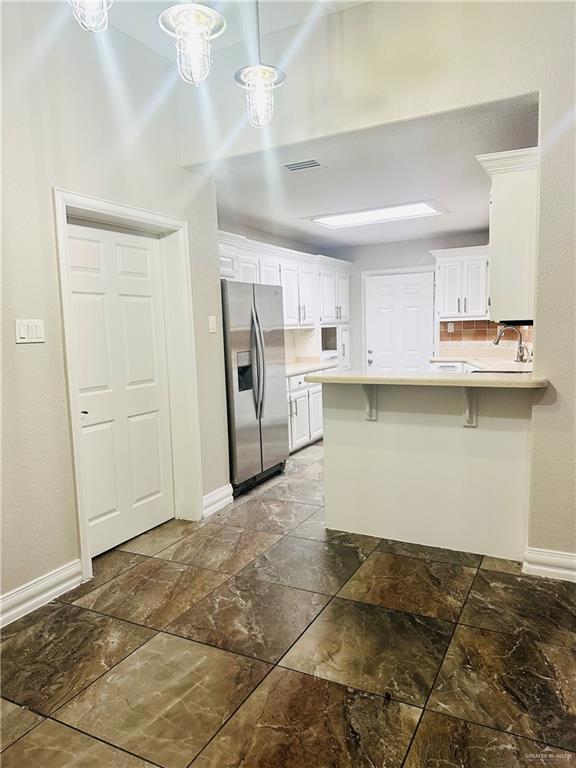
[493,325,531,363]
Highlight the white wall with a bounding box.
[331,232,488,368]
[1,2,229,594]
[181,1,575,557]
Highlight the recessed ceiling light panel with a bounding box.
[311,201,444,229]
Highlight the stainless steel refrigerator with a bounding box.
[221,280,289,495]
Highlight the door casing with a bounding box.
[53,189,204,583]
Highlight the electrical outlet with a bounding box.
[447,322,455,333]
[208,315,217,334]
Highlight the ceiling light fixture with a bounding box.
[68,0,113,32]
[159,3,226,86]
[311,201,444,229]
[235,1,285,128]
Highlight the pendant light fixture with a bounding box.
[159,3,226,86]
[235,1,285,128]
[68,0,113,32]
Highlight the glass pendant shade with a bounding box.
[235,64,285,128]
[159,4,226,86]
[68,0,112,32]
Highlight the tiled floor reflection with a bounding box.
[2,442,575,767]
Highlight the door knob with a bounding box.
[367,360,373,366]
[81,410,88,415]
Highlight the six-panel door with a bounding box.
[66,225,174,555]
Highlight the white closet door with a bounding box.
[365,273,434,372]
[67,225,174,555]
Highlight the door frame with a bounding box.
[53,188,204,582]
[361,266,437,368]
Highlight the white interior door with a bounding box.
[365,273,434,372]
[66,224,174,555]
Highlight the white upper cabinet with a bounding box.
[297,264,316,326]
[477,147,538,322]
[219,242,237,279]
[280,261,300,327]
[260,256,281,286]
[319,270,337,323]
[336,273,350,321]
[237,252,259,283]
[319,268,349,323]
[432,247,490,320]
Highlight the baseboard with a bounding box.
[202,484,233,518]
[0,559,83,628]
[523,546,576,583]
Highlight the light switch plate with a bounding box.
[15,319,45,343]
[208,315,217,334]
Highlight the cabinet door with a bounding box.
[336,273,350,321]
[280,262,300,327]
[438,261,462,317]
[319,270,337,323]
[298,264,316,326]
[290,390,310,450]
[308,385,323,440]
[462,258,488,317]
[287,393,293,453]
[238,253,259,283]
[219,243,237,279]
[260,258,281,286]
[339,326,350,369]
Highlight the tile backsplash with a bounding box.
[440,320,534,344]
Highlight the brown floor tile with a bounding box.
[339,551,476,621]
[0,602,62,643]
[0,699,44,752]
[74,557,227,630]
[1,603,154,715]
[154,523,280,574]
[404,710,574,768]
[290,509,381,554]
[289,443,324,464]
[480,555,524,575]
[460,570,576,647]
[377,538,482,567]
[243,536,367,595]
[211,497,319,535]
[428,625,576,750]
[117,518,207,556]
[192,667,420,768]
[59,550,147,603]
[167,571,330,662]
[259,477,324,505]
[56,633,270,768]
[280,597,453,706]
[1,719,154,767]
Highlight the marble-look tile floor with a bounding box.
[2,442,576,767]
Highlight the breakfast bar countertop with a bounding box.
[305,369,548,389]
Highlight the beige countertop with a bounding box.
[285,360,338,377]
[305,370,548,389]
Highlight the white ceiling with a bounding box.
[112,1,362,61]
[189,94,539,249]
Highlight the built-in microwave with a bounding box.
[321,326,338,353]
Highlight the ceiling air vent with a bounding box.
[282,159,322,172]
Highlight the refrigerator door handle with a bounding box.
[254,305,266,417]
[251,305,265,419]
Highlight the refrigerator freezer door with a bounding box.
[254,284,289,471]
[222,281,262,485]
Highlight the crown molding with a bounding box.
[476,147,539,175]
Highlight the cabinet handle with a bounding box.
[297,305,301,323]
[342,343,346,357]
[302,304,306,321]
[464,297,467,313]
[457,298,461,313]
[295,398,298,416]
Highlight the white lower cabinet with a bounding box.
[339,326,350,369]
[308,385,323,440]
[289,389,310,451]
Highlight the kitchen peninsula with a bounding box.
[305,370,548,561]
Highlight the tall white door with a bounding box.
[66,224,174,555]
[365,273,434,372]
